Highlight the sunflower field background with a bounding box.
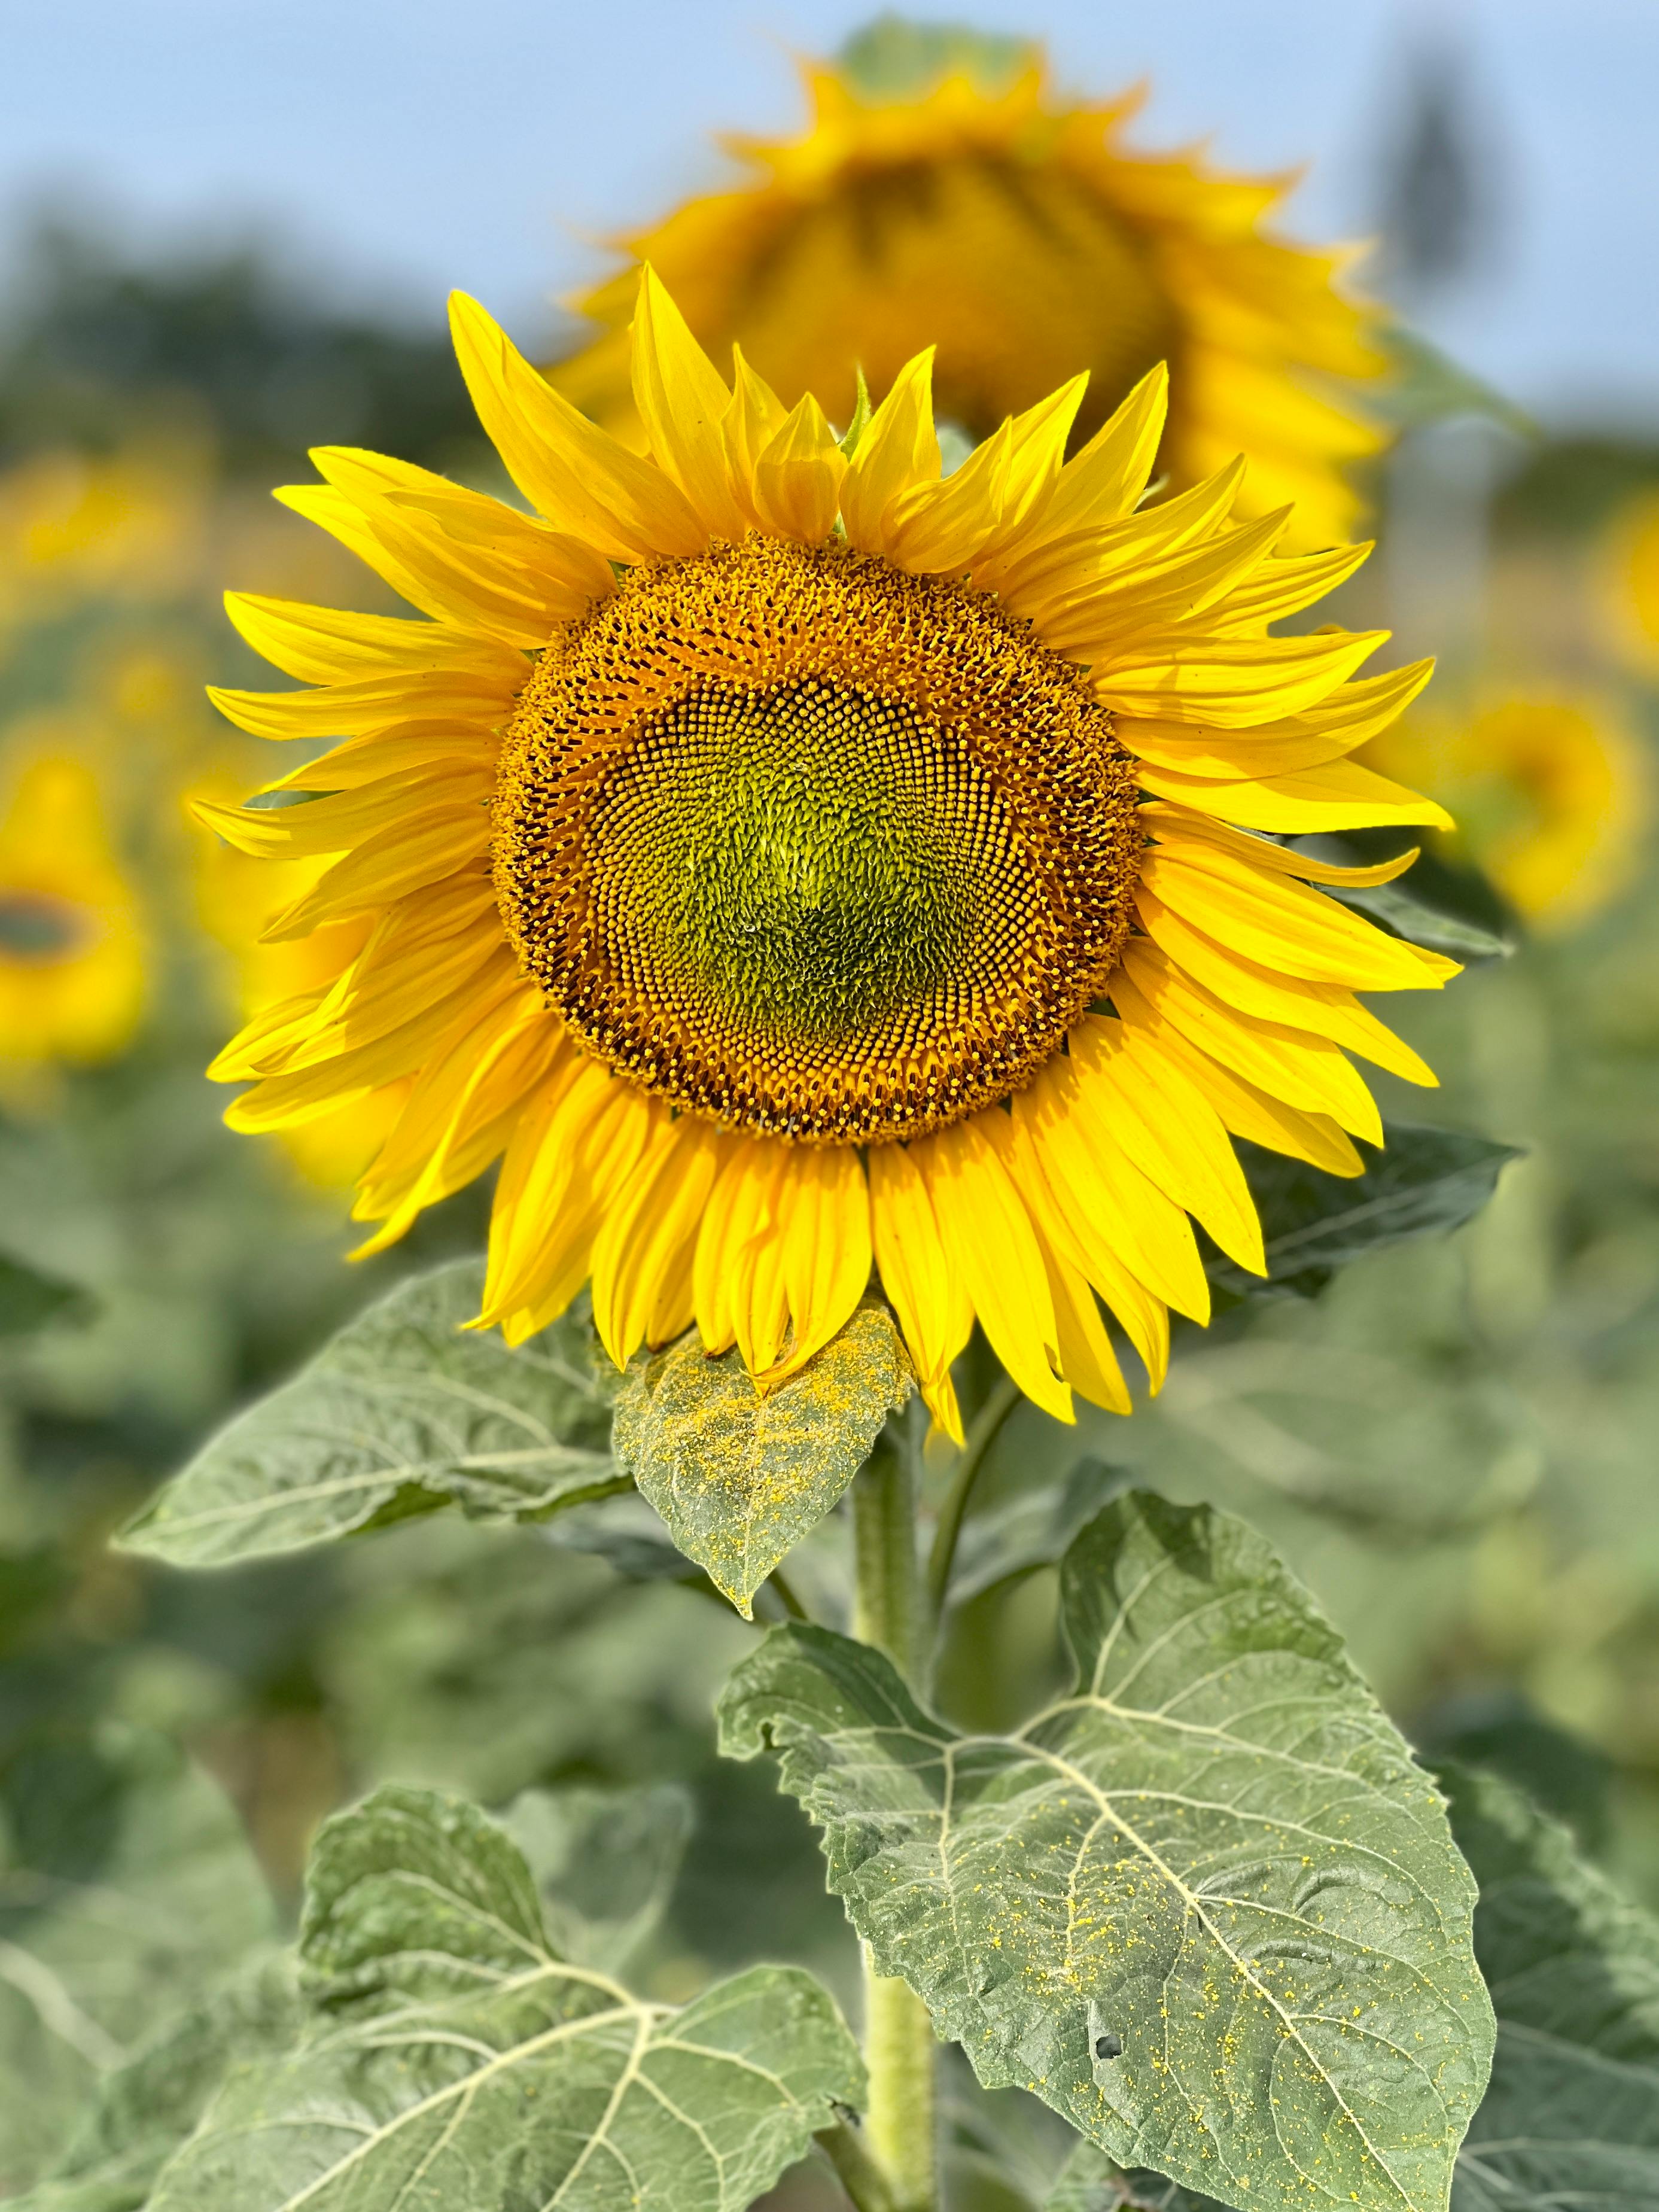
[2,8,1658,2211]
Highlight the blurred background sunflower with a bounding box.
[553,20,1384,546]
[0,12,1657,2195]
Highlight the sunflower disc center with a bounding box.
[589,680,1014,1045]
[495,537,1141,1145]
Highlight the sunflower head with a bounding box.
[204,267,1455,1438]
[1367,693,1654,932]
[0,749,146,1100]
[553,24,1385,549]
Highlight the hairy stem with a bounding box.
[851,1429,937,2210]
[924,1373,1020,1620]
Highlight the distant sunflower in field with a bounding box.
[554,22,1384,549]
[201,269,1451,1437]
[1368,695,1652,932]
[1601,489,1659,677]
[0,749,145,1099]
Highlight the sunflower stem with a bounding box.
[851,1429,937,2211]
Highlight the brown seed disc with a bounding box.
[494,535,1141,1144]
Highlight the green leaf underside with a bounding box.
[1221,1124,1520,1300]
[117,1262,624,1567]
[1445,1766,1659,2212]
[1330,883,1511,964]
[0,1728,276,2198]
[720,1492,1493,2212]
[146,1784,863,2212]
[613,1302,913,1615]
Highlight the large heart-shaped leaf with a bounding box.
[613,1303,912,1614]
[146,1783,863,2212]
[1445,1766,1659,2210]
[118,1262,625,1567]
[721,1492,1493,2212]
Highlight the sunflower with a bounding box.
[1366,694,1652,933]
[1602,488,1659,677]
[0,750,146,1099]
[200,269,1453,1438]
[192,804,407,1186]
[553,23,1383,550]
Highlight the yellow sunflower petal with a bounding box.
[723,343,790,492]
[839,349,941,555]
[751,393,847,543]
[499,1085,661,1347]
[766,1146,873,1380]
[1139,844,1458,991]
[449,290,705,561]
[258,817,491,941]
[349,991,558,1254]
[915,1116,1071,1425]
[1069,1014,1265,1275]
[985,1110,1139,1408]
[1132,886,1439,1084]
[223,595,514,685]
[1012,1055,1211,1324]
[208,669,512,743]
[1093,625,1387,727]
[1141,757,1453,832]
[866,1142,972,1440]
[1115,949,1378,1149]
[591,1114,726,1367]
[1118,659,1436,779]
[1144,805,1421,887]
[632,264,750,539]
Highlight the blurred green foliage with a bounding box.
[0,216,483,474]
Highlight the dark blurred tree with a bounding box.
[1372,36,1506,307]
[0,214,483,475]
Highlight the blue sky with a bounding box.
[4,0,1655,427]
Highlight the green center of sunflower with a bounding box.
[585,679,1020,1045]
[495,537,1141,1144]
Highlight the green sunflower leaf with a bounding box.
[497,1781,692,1973]
[115,1260,626,1568]
[0,1727,277,2200]
[1443,1764,1659,2211]
[1219,1121,1520,1299]
[145,1782,864,2212]
[1328,878,1513,963]
[613,1302,914,1617]
[1369,325,1536,439]
[719,1490,1494,2212]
